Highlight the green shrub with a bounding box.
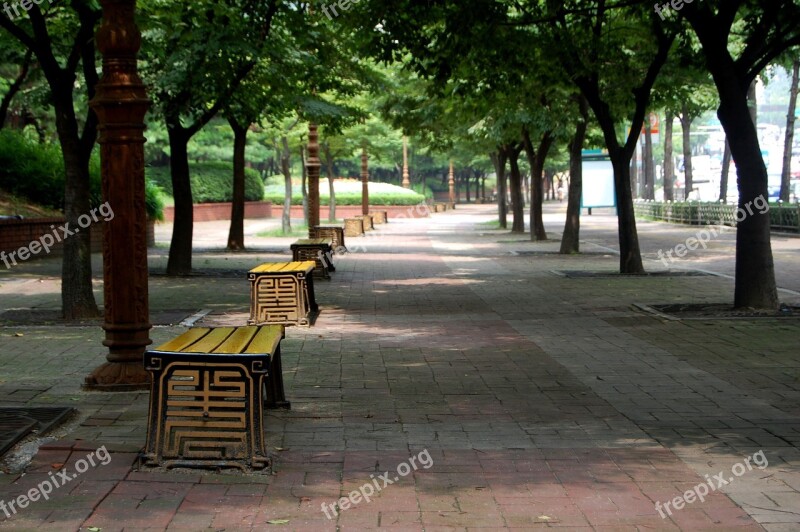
[0,130,65,209]
[0,130,164,220]
[146,161,264,204]
[264,179,425,206]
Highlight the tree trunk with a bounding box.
[523,170,529,205]
[663,110,675,201]
[508,144,525,233]
[323,142,336,221]
[680,105,693,199]
[781,59,799,202]
[644,121,655,200]
[610,152,645,273]
[491,151,508,229]
[522,128,554,241]
[720,139,732,202]
[561,96,588,254]
[166,123,194,275]
[465,171,471,202]
[227,117,248,250]
[55,91,99,318]
[281,135,292,233]
[716,82,778,309]
[300,144,308,223]
[0,50,32,128]
[630,143,639,198]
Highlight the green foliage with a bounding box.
[264,179,424,205]
[0,130,65,209]
[146,161,264,204]
[0,130,164,219]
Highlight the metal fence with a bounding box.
[633,200,800,233]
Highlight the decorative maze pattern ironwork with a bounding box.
[143,326,286,470]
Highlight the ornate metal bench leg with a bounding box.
[264,345,290,409]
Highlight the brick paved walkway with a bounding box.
[0,204,798,530]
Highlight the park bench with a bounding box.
[344,218,364,237]
[291,238,334,278]
[355,214,374,231]
[371,211,388,224]
[142,325,287,470]
[248,261,319,326]
[311,224,347,253]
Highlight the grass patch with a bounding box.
[477,220,503,229]
[257,224,311,238]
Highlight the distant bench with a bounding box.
[248,261,319,327]
[291,238,334,279]
[143,325,287,470]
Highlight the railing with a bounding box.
[633,200,800,233]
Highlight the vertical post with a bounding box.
[85,0,152,390]
[402,136,411,188]
[307,123,321,236]
[449,160,456,208]
[361,145,369,215]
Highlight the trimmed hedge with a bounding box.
[0,130,164,220]
[264,180,426,206]
[147,161,264,204]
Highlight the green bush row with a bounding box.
[147,161,264,204]
[0,130,164,220]
[264,191,426,206]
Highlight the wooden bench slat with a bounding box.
[244,325,283,355]
[249,261,316,274]
[182,327,235,353]
[155,327,210,352]
[212,326,260,354]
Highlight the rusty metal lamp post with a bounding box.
[449,160,456,208]
[84,0,152,390]
[361,145,369,215]
[307,124,321,236]
[401,136,411,188]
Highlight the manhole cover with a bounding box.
[0,407,75,456]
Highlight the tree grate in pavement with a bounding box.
[636,302,800,320]
[552,269,715,278]
[0,406,75,457]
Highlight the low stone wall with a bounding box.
[163,201,273,222]
[279,204,432,220]
[0,217,155,256]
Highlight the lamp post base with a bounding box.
[83,362,150,391]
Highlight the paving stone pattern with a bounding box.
[0,205,797,530]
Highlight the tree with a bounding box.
[542,0,678,273]
[141,0,280,274]
[681,0,800,309]
[663,111,675,201]
[1,0,103,318]
[560,95,589,254]
[780,59,799,202]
